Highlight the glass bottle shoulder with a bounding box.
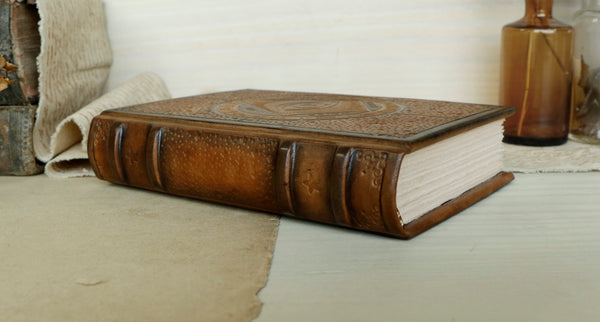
[503,17,573,31]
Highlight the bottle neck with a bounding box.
[523,0,554,26]
[525,0,554,19]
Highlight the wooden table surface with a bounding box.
[2,172,599,321]
[257,172,600,321]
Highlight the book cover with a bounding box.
[88,89,514,238]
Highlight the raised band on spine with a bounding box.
[275,141,297,216]
[146,127,165,191]
[329,147,353,227]
[87,120,103,180]
[109,123,127,184]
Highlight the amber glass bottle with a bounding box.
[500,0,574,146]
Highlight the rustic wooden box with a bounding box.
[0,0,42,175]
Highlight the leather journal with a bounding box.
[88,90,514,239]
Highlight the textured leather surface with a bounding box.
[89,90,514,238]
[113,90,511,144]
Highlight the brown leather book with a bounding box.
[88,90,514,239]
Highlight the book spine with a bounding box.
[88,116,407,237]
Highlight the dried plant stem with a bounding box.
[0,55,17,92]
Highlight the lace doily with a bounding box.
[503,140,600,173]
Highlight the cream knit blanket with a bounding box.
[31,0,170,177]
[33,0,112,163]
[45,73,171,177]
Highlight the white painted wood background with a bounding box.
[102,0,580,105]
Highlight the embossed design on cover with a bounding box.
[120,90,506,141]
[213,98,404,120]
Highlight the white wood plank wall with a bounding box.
[102,0,581,105]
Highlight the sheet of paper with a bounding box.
[0,176,279,322]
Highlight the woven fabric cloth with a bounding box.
[503,140,600,173]
[1,175,280,322]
